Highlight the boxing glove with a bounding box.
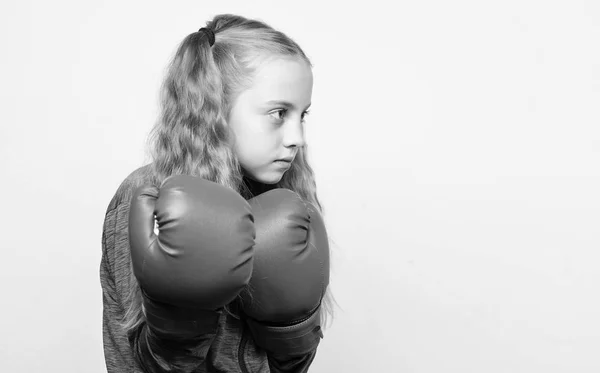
[128,175,255,370]
[239,189,330,363]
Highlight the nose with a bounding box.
[282,117,306,149]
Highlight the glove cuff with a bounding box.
[143,292,222,340]
[245,308,323,357]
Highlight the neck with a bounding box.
[242,175,276,197]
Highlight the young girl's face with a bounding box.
[228,57,313,184]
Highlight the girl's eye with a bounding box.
[269,109,287,121]
[301,110,310,122]
[269,109,310,122]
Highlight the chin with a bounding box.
[253,171,286,185]
[259,174,284,185]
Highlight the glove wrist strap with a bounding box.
[245,308,323,357]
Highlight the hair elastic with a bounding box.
[198,27,215,47]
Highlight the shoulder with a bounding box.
[101,164,154,279]
[105,164,155,214]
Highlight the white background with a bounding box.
[1,0,599,372]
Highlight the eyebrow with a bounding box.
[265,100,312,111]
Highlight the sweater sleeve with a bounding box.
[101,203,142,373]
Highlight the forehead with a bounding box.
[246,57,313,104]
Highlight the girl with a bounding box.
[100,13,334,373]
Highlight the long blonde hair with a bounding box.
[123,13,336,348]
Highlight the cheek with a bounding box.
[235,123,274,151]
[233,128,266,164]
[229,115,279,165]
